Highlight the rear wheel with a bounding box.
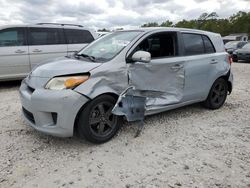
[203,78,228,109]
[77,95,121,144]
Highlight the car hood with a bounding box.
[30,57,102,78]
[226,48,234,52]
[25,57,103,89]
[236,49,250,53]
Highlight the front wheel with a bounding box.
[232,57,238,62]
[202,78,228,109]
[77,95,121,144]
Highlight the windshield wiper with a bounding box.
[75,53,96,62]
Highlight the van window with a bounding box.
[65,29,94,44]
[29,28,62,45]
[202,35,215,53]
[0,28,26,47]
[182,33,204,55]
[133,32,178,59]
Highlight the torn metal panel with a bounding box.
[112,87,146,121]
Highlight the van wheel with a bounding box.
[77,95,121,144]
[203,78,228,109]
[232,57,238,62]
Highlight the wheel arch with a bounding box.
[219,70,232,94]
[205,70,232,101]
[73,92,119,135]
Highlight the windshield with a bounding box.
[242,43,250,49]
[225,41,238,48]
[77,31,142,62]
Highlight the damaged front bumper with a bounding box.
[19,80,89,137]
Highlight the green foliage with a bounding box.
[141,22,159,27]
[97,28,110,32]
[160,20,173,27]
[141,11,250,36]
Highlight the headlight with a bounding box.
[45,75,89,90]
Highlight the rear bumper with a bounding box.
[19,80,89,137]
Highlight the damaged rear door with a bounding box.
[113,31,185,120]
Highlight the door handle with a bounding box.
[32,49,42,53]
[15,49,25,54]
[171,64,183,71]
[210,59,218,64]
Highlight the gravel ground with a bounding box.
[0,62,250,188]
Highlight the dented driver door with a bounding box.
[112,31,186,121]
[127,57,185,112]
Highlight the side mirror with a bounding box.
[132,51,151,63]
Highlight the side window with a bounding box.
[29,28,62,45]
[0,28,26,47]
[202,35,216,53]
[182,33,204,55]
[65,29,94,44]
[134,32,178,59]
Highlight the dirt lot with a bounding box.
[0,62,250,188]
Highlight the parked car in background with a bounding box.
[97,31,109,38]
[222,33,248,44]
[0,23,97,81]
[232,42,250,62]
[19,28,233,143]
[225,41,247,55]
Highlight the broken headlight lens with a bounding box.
[45,75,89,90]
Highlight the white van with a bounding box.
[0,23,97,81]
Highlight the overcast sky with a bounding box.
[0,0,249,30]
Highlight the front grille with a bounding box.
[22,107,35,124]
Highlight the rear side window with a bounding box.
[65,29,94,44]
[202,35,215,53]
[0,28,26,47]
[29,28,63,45]
[182,33,204,55]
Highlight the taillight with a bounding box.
[228,56,233,65]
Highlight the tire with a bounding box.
[233,58,238,62]
[77,95,121,144]
[203,78,228,110]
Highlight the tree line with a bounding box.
[141,11,250,36]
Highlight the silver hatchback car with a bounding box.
[19,28,233,143]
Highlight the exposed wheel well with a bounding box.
[219,72,232,94]
[73,93,119,135]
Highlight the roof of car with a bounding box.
[117,27,221,36]
[0,23,90,30]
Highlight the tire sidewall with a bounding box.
[77,95,121,144]
[207,78,228,109]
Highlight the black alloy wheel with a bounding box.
[77,95,121,144]
[203,78,228,109]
